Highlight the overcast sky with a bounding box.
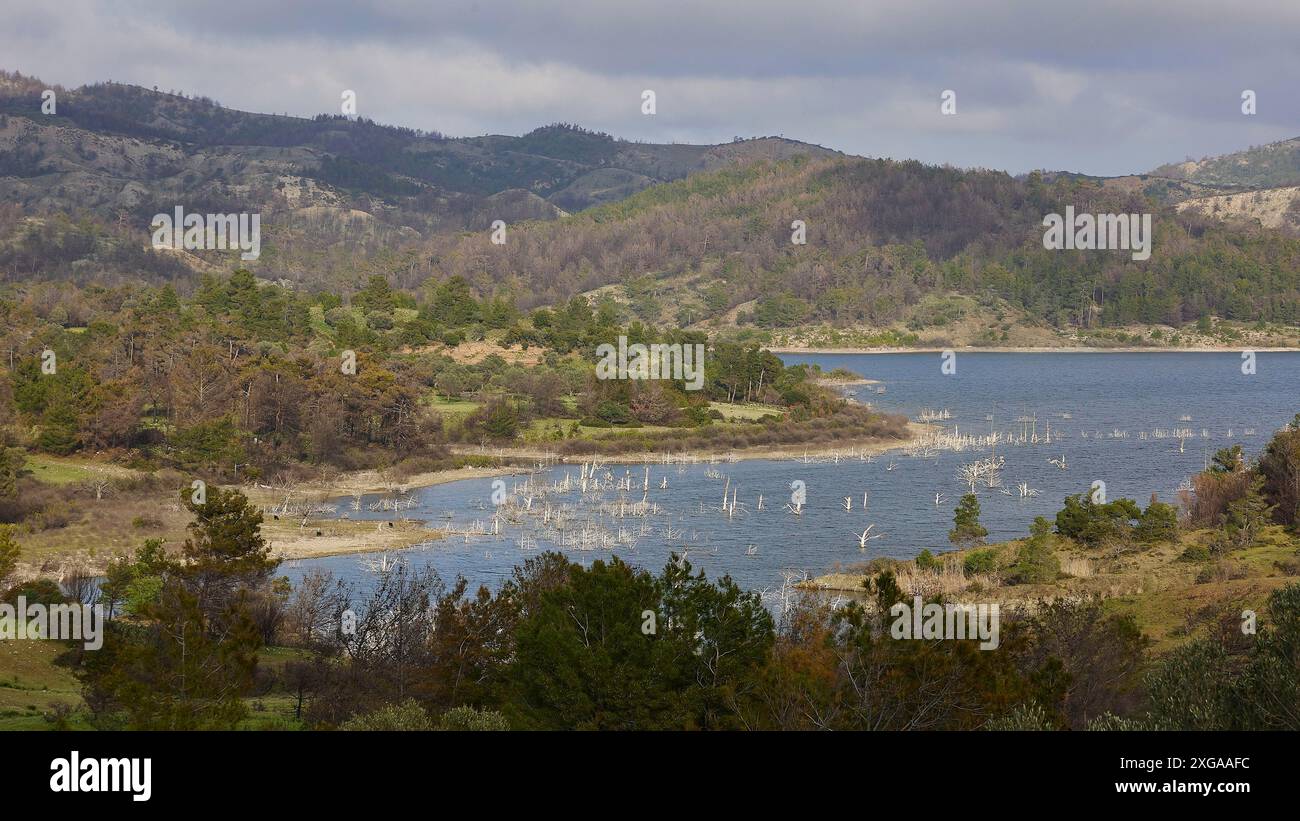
[2,0,1297,176]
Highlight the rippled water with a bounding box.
[282,351,1300,595]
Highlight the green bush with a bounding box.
[3,578,67,606]
[464,400,519,440]
[1143,639,1235,730]
[438,705,510,731]
[1007,518,1060,585]
[963,549,998,575]
[595,400,633,425]
[1087,712,1151,731]
[341,699,433,731]
[365,310,394,331]
[681,405,716,427]
[984,702,1053,731]
[1055,492,1142,547]
[1135,500,1179,543]
[948,494,988,548]
[123,575,164,615]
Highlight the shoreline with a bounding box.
[812,376,881,386]
[265,519,444,561]
[243,425,928,562]
[241,465,529,562]
[241,464,531,507]
[772,345,1300,355]
[448,422,926,466]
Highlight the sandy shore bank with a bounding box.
[240,464,530,509]
[813,376,881,386]
[264,518,444,561]
[238,465,529,562]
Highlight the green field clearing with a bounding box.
[426,394,482,418]
[708,401,786,420]
[0,639,87,730]
[22,454,111,485]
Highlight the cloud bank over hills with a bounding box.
[4,0,1299,176]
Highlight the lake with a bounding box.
[281,351,1300,597]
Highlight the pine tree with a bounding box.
[179,487,279,612]
[1217,474,1274,551]
[1136,495,1180,543]
[36,401,80,455]
[1008,517,1060,584]
[949,493,989,548]
[81,582,260,730]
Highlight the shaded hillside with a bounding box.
[422,155,1300,329]
[0,70,838,226]
[2,69,1299,337]
[4,148,1300,335]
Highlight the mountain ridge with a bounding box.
[2,69,1299,346]
[0,70,841,223]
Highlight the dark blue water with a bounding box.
[283,352,1300,595]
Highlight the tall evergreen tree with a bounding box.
[949,493,989,548]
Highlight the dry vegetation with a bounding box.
[805,524,1300,652]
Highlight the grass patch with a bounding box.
[426,394,481,419]
[708,401,786,421]
[14,492,190,566]
[521,417,578,443]
[22,454,106,485]
[0,639,86,730]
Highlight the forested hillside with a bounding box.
[3,68,1300,341]
[426,155,1300,330]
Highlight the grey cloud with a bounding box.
[1,0,1296,175]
